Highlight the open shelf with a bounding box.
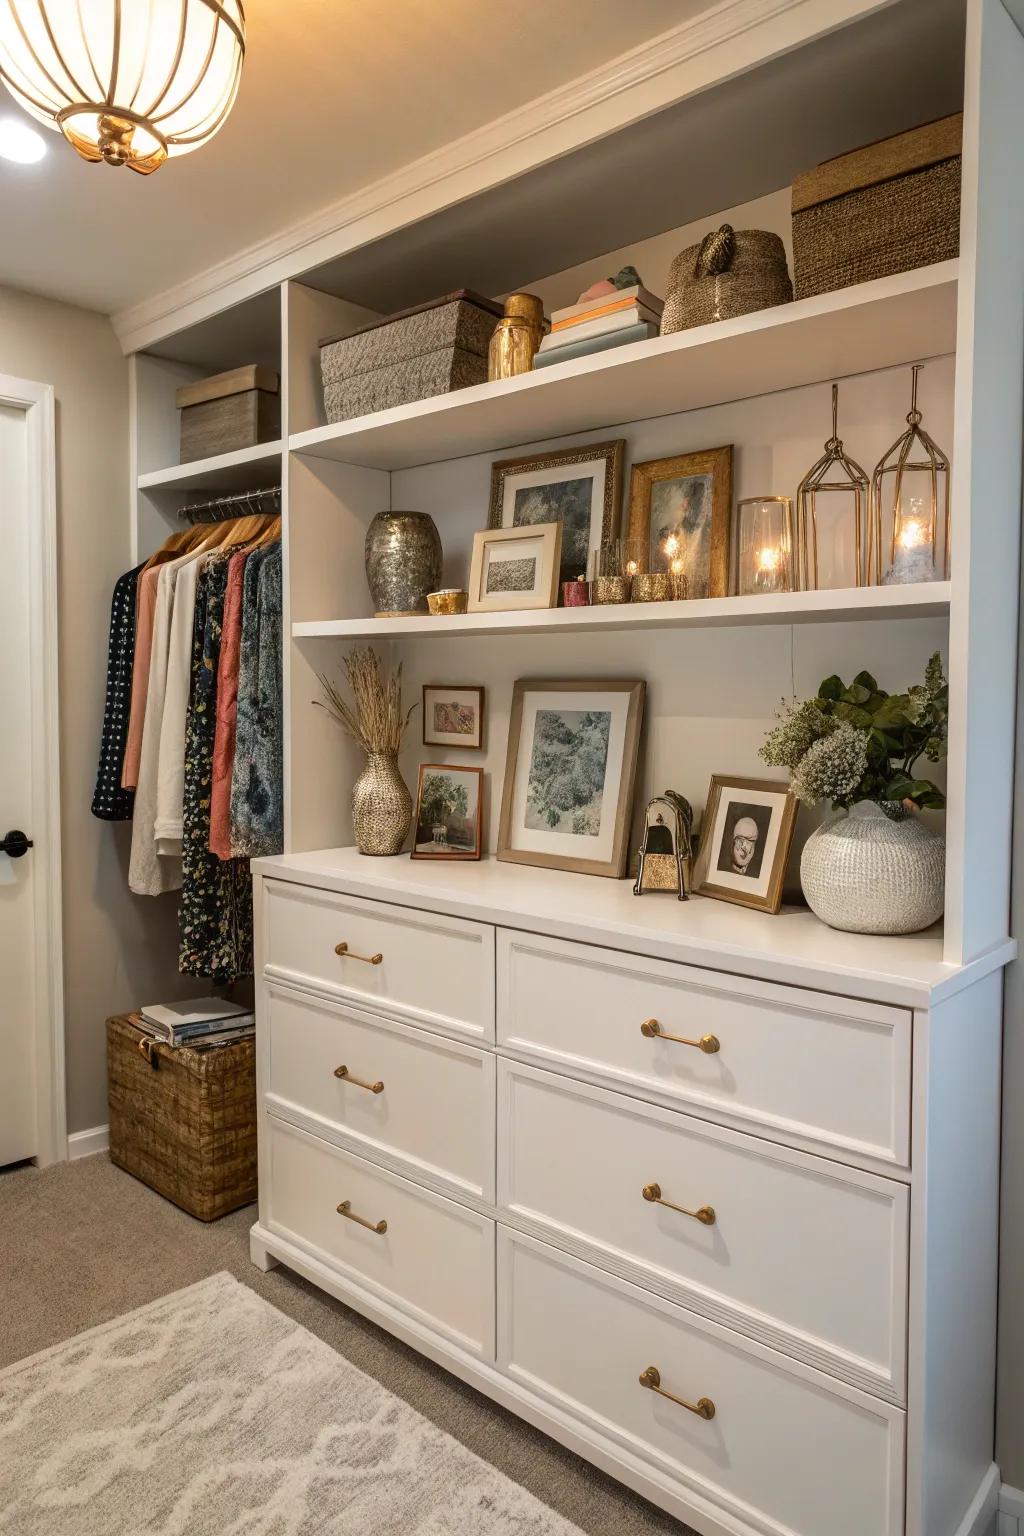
[288,263,958,472]
[137,440,283,493]
[293,583,952,641]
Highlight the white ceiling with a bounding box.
[0,0,701,316]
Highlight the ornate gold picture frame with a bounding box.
[627,445,733,599]
[488,439,625,585]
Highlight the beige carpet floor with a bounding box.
[0,1157,688,1535]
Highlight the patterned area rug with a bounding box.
[0,1271,582,1535]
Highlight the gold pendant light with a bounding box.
[0,1,245,175]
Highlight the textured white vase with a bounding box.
[800,801,945,935]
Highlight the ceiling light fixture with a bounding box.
[0,1,245,176]
[0,112,44,163]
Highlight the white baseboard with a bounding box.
[67,1124,109,1161]
[999,1482,1024,1535]
[953,1466,1002,1536]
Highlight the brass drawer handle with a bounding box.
[335,941,383,965]
[642,1183,716,1226]
[336,1199,387,1235]
[639,1365,715,1420]
[334,1064,384,1094]
[640,1019,720,1053]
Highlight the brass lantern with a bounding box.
[796,384,870,590]
[871,365,951,585]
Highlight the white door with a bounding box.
[0,376,64,1167]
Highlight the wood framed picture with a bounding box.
[488,439,625,585]
[691,774,797,912]
[422,685,485,750]
[498,678,645,878]
[411,764,484,860]
[468,523,561,612]
[627,445,733,598]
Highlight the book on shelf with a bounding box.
[539,307,661,350]
[532,321,659,369]
[551,284,664,327]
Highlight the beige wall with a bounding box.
[0,285,187,1135]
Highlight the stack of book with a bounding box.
[133,997,255,1051]
[534,284,663,369]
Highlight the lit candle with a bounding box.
[754,544,783,593]
[884,498,935,585]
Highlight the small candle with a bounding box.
[668,554,688,600]
[754,544,784,593]
[884,499,935,585]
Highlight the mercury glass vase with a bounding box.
[800,800,944,934]
[352,753,412,856]
[364,510,442,617]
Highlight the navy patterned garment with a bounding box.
[91,562,145,821]
[230,544,283,859]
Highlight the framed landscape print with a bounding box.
[691,774,796,912]
[498,678,645,878]
[411,764,484,860]
[627,445,733,598]
[468,523,562,612]
[488,439,625,585]
[422,685,484,750]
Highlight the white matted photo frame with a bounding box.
[498,678,645,878]
[488,439,625,585]
[468,523,561,612]
[411,763,484,860]
[422,685,485,750]
[692,774,797,912]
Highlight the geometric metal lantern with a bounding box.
[871,365,951,585]
[733,495,795,595]
[796,383,870,590]
[0,0,245,174]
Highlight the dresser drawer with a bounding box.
[265,1117,495,1357]
[498,1060,907,1401]
[499,1230,903,1536]
[264,983,494,1203]
[497,930,910,1166]
[263,879,494,1042]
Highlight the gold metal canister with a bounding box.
[488,293,546,380]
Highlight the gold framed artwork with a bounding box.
[498,678,645,878]
[411,764,484,860]
[468,523,561,613]
[627,445,733,599]
[692,774,796,912]
[422,685,485,750]
[488,439,625,585]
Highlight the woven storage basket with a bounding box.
[106,1014,257,1222]
[792,114,961,300]
[661,227,792,334]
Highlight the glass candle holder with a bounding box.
[591,540,640,604]
[733,496,795,596]
[872,366,950,586]
[562,575,590,607]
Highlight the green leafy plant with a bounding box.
[760,652,948,817]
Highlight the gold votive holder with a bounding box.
[592,574,629,605]
[631,572,672,603]
[427,588,468,616]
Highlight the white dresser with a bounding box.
[249,849,1009,1536]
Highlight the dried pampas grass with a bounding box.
[316,647,416,756]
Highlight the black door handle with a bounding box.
[1,830,33,858]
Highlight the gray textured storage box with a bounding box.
[320,290,502,423]
[176,364,280,463]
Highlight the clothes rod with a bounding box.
[177,485,282,523]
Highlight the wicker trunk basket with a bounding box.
[661,228,792,334]
[106,1015,257,1222]
[792,114,962,300]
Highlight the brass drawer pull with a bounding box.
[334,1064,384,1094]
[642,1183,716,1226]
[335,941,383,965]
[336,1199,387,1235]
[639,1365,715,1420]
[640,1019,720,1054]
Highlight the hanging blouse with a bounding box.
[153,552,205,855]
[92,561,145,821]
[208,545,250,860]
[122,561,163,790]
[230,544,283,859]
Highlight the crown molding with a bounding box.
[113,0,888,353]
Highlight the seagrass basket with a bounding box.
[106,1014,257,1222]
[661,226,792,334]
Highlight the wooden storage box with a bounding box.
[319,290,502,424]
[106,1014,257,1221]
[176,364,280,463]
[791,114,961,300]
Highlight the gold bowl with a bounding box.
[427,588,469,616]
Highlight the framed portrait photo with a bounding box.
[412,764,484,860]
[468,522,561,612]
[692,775,797,912]
[488,439,625,585]
[498,678,645,878]
[422,684,484,750]
[627,445,733,599]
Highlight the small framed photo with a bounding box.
[488,439,625,585]
[627,445,733,599]
[498,678,645,879]
[412,764,484,860]
[468,523,561,612]
[422,685,485,750]
[692,775,797,913]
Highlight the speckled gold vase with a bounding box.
[352,753,412,855]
